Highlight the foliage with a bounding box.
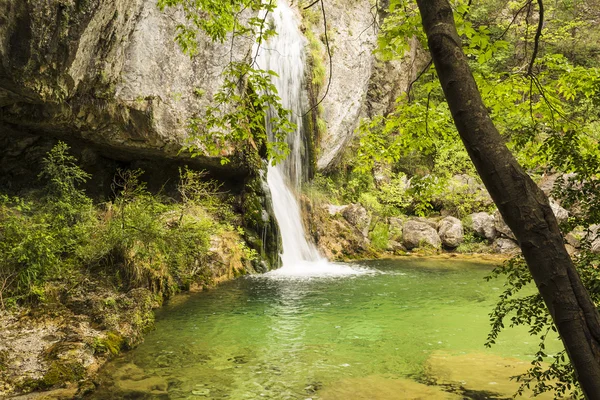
[363,0,600,396]
[158,0,295,165]
[184,61,295,165]
[369,222,389,251]
[483,253,600,399]
[455,231,489,254]
[0,143,251,308]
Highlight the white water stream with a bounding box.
[254,2,362,277]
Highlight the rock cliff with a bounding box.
[0,0,420,183]
[0,0,252,186]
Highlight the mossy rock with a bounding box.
[92,331,124,355]
[41,360,85,388]
[0,349,8,371]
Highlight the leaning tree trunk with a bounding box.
[415,0,600,397]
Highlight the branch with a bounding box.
[303,0,334,118]
[407,59,433,102]
[497,0,532,41]
[527,0,544,76]
[303,0,320,9]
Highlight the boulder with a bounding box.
[549,198,569,224]
[387,240,407,253]
[403,220,441,250]
[493,210,516,240]
[586,225,600,254]
[438,216,464,248]
[467,212,496,240]
[413,217,439,229]
[388,217,404,241]
[493,238,521,255]
[565,228,585,248]
[342,204,371,238]
[326,204,349,216]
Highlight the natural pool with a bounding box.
[90,258,562,399]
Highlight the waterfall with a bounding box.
[255,1,324,269]
[255,2,365,277]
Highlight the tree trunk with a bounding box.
[415,0,600,397]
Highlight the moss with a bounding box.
[0,350,8,371]
[41,360,85,388]
[92,331,124,356]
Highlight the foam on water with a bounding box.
[264,259,374,279]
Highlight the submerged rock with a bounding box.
[318,375,460,400]
[402,220,441,250]
[116,376,169,397]
[438,216,463,248]
[425,351,557,399]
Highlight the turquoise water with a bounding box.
[91,258,562,399]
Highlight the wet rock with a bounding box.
[342,204,371,238]
[466,212,496,241]
[304,201,373,261]
[116,376,169,397]
[437,217,464,248]
[402,220,441,250]
[493,238,521,255]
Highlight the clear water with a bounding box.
[90,259,562,399]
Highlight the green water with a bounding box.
[91,258,562,399]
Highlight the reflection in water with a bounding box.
[89,259,562,399]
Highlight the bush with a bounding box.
[0,143,248,308]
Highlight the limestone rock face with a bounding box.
[438,216,463,248]
[403,220,441,250]
[468,212,496,241]
[0,0,419,179]
[314,5,424,171]
[0,0,251,174]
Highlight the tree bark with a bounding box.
[415,0,600,397]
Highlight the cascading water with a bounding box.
[254,2,362,277]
